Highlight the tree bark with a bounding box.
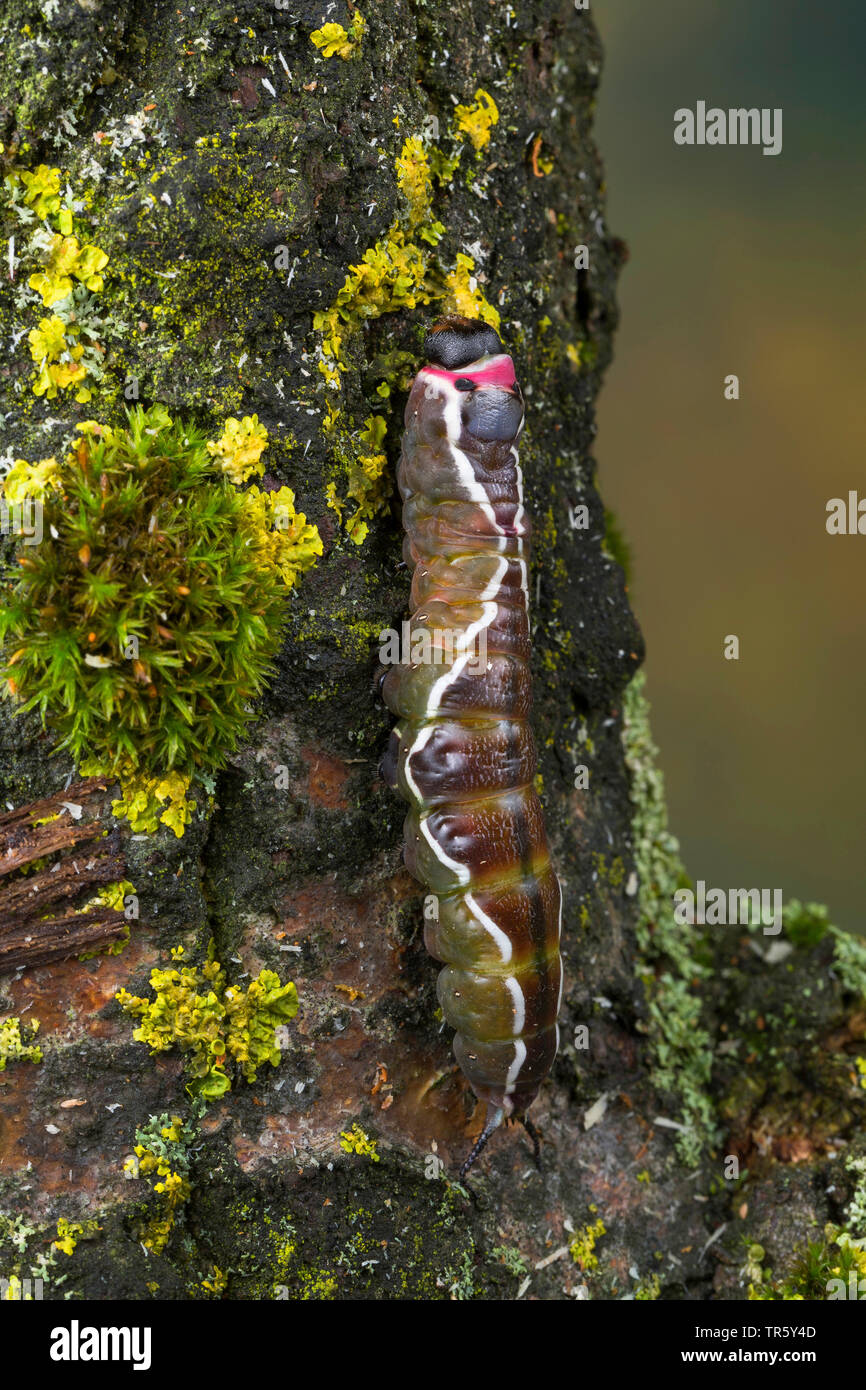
[1,0,865,1302]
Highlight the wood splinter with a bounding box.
[0,777,129,976]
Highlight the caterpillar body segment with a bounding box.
[381,315,563,1174]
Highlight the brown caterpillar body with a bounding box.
[381,316,562,1176]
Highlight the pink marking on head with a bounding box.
[422,355,517,390]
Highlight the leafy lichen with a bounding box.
[116,942,299,1100]
[0,1016,42,1072]
[310,12,366,61]
[339,1124,380,1163]
[123,1112,196,1254]
[453,89,500,153]
[569,1217,606,1271]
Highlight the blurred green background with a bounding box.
[593,0,866,931]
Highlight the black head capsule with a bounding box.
[424,314,503,371]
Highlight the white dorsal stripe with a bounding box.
[466,891,512,963]
[510,446,528,539]
[505,976,525,1035]
[440,385,504,545]
[504,1038,527,1095]
[479,554,509,602]
[402,723,433,803]
[404,725,470,884]
[425,599,497,714]
[419,814,470,885]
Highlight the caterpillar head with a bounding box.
[424,314,503,370]
[423,316,524,443]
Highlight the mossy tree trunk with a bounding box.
[2,0,865,1302]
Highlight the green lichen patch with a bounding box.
[622,671,719,1165]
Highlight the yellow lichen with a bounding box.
[310,12,366,60]
[394,137,442,242]
[53,1218,101,1257]
[8,162,109,402]
[116,943,299,1100]
[28,234,109,307]
[17,164,64,220]
[240,485,324,587]
[339,1124,380,1162]
[206,414,269,485]
[28,315,90,402]
[110,767,196,839]
[76,879,135,960]
[313,137,444,391]
[325,414,389,547]
[442,252,501,330]
[0,1017,42,1072]
[124,1117,193,1254]
[1,456,59,503]
[453,89,500,152]
[313,124,501,545]
[569,1218,606,1271]
[200,1265,229,1296]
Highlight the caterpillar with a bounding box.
[380,314,563,1178]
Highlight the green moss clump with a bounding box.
[782,899,831,950]
[0,405,318,779]
[116,941,299,1099]
[783,899,866,999]
[747,1225,866,1301]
